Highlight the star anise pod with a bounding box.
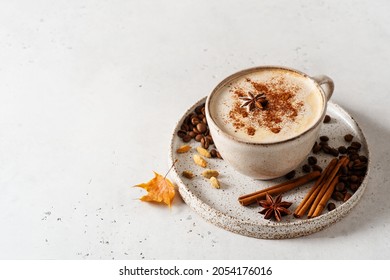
[239,92,268,111]
[259,193,292,222]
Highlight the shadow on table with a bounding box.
[306,104,390,239]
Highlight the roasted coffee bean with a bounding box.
[210,149,218,158]
[302,164,311,173]
[338,146,347,154]
[285,170,296,180]
[177,130,187,138]
[350,141,362,150]
[354,171,366,177]
[201,137,210,149]
[335,182,345,192]
[201,107,206,115]
[216,151,223,159]
[201,141,209,150]
[180,104,212,145]
[195,105,204,114]
[319,141,328,146]
[344,134,354,142]
[347,147,358,154]
[341,165,348,175]
[348,161,354,169]
[330,148,339,157]
[312,164,323,172]
[181,123,189,131]
[343,192,352,202]
[350,183,359,192]
[195,134,203,142]
[308,156,317,165]
[327,202,336,211]
[187,114,197,125]
[353,162,367,171]
[323,115,331,123]
[322,145,331,154]
[349,153,359,161]
[191,117,200,125]
[339,175,348,182]
[183,115,191,125]
[206,135,214,144]
[312,142,321,154]
[349,175,359,183]
[320,135,329,142]
[188,131,197,138]
[182,134,192,142]
[196,123,207,133]
[359,155,368,163]
[332,191,344,201]
[187,113,197,123]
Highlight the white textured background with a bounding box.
[0,0,389,259]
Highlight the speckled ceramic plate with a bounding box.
[168,97,370,239]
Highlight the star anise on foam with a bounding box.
[259,193,292,222]
[239,92,268,111]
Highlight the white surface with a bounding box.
[0,0,389,259]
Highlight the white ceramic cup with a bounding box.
[205,66,334,179]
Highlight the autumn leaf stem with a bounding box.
[164,159,178,179]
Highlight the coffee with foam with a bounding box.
[209,68,324,143]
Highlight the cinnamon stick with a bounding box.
[293,158,338,218]
[311,175,339,218]
[238,171,321,206]
[311,158,350,217]
[238,172,319,200]
[307,157,348,218]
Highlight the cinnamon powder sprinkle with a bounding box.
[228,77,303,135]
[232,88,245,98]
[247,127,256,136]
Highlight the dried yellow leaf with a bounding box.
[209,176,220,189]
[182,170,195,179]
[196,146,211,158]
[176,145,191,153]
[201,169,219,179]
[193,154,207,168]
[135,172,175,207]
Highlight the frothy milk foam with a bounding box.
[209,68,324,143]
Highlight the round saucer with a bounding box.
[168,97,370,239]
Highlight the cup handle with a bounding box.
[311,75,334,101]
